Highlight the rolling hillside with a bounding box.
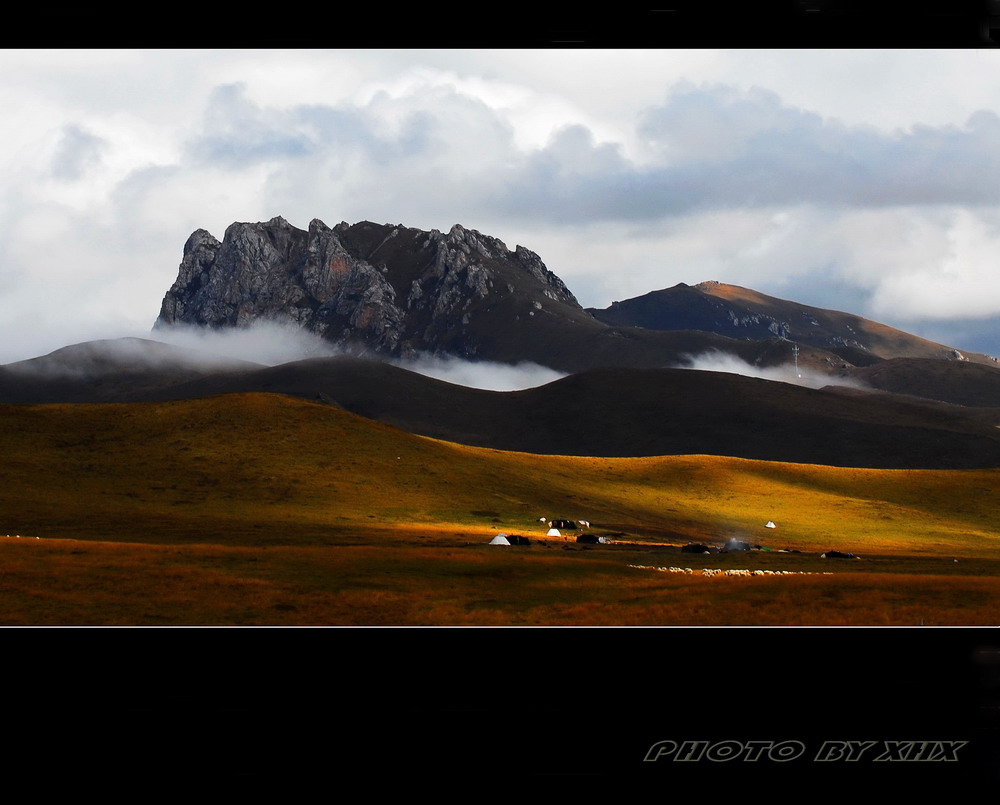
[2,392,999,558]
[849,357,1000,406]
[4,342,1000,468]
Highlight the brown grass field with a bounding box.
[2,392,1000,625]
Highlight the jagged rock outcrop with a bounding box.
[155,217,583,362]
[157,217,404,353]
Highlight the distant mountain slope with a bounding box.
[588,281,999,366]
[0,338,260,404]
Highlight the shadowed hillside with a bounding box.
[850,357,1000,407]
[4,344,1000,469]
[150,357,1000,469]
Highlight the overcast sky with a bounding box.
[3,48,1000,364]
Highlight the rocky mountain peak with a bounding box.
[155,217,586,362]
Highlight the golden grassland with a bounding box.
[1,538,999,625]
[1,393,999,625]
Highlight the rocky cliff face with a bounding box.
[155,216,582,361]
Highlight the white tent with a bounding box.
[546,528,561,537]
[489,534,511,545]
[765,521,776,529]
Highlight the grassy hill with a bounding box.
[2,392,999,553]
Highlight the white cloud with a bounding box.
[866,209,1000,321]
[712,50,1000,134]
[675,350,867,391]
[350,59,624,153]
[152,321,340,366]
[391,353,565,391]
[49,124,107,181]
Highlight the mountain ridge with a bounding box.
[155,216,998,373]
[588,280,997,366]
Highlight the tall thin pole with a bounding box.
[792,344,800,378]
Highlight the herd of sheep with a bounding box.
[629,564,833,577]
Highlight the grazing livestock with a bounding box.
[629,564,829,578]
